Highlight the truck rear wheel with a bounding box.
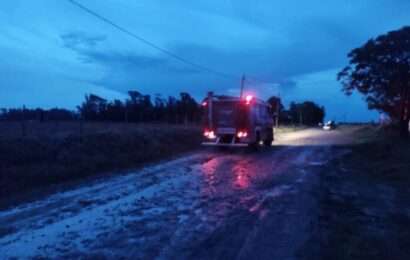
[249,131,261,150]
[263,128,273,146]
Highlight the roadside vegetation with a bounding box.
[1,91,325,130]
[310,25,410,258]
[338,26,410,138]
[305,127,410,259]
[0,122,201,204]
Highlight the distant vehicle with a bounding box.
[323,120,336,130]
[201,92,274,147]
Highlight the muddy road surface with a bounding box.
[0,128,357,259]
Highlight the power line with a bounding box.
[67,0,238,80]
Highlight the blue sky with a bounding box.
[1,0,410,121]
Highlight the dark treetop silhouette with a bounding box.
[338,26,410,137]
[1,92,325,127]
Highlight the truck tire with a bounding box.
[263,128,273,146]
[249,131,261,150]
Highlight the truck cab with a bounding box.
[202,92,274,147]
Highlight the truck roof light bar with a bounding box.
[245,95,253,105]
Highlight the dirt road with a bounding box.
[0,127,357,259]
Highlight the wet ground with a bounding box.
[0,128,359,259]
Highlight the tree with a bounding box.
[126,91,143,122]
[141,95,153,121]
[154,94,166,121]
[177,92,200,124]
[106,100,125,122]
[167,96,178,123]
[78,94,107,120]
[289,101,325,126]
[125,91,154,122]
[337,26,410,137]
[267,96,283,126]
[0,108,7,120]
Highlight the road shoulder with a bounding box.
[302,141,410,259]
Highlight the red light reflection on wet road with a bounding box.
[201,155,253,195]
[232,162,251,189]
[200,157,220,195]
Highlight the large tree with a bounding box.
[288,101,325,126]
[177,92,200,124]
[267,96,283,126]
[77,94,107,121]
[337,26,410,137]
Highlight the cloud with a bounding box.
[277,79,297,90]
[80,50,164,68]
[2,0,410,121]
[60,32,207,73]
[61,32,107,49]
[59,33,221,97]
[61,32,158,68]
[0,61,126,109]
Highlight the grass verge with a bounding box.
[0,122,201,205]
[308,134,410,259]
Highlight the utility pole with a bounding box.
[240,74,246,99]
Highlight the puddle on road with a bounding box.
[309,161,328,166]
[249,184,293,216]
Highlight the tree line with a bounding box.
[0,91,326,126]
[77,91,201,124]
[0,91,202,124]
[267,97,325,126]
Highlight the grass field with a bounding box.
[307,128,410,259]
[0,121,201,138]
[0,121,202,202]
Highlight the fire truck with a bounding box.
[202,92,274,147]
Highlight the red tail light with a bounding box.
[204,130,216,139]
[237,131,248,138]
[204,130,210,137]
